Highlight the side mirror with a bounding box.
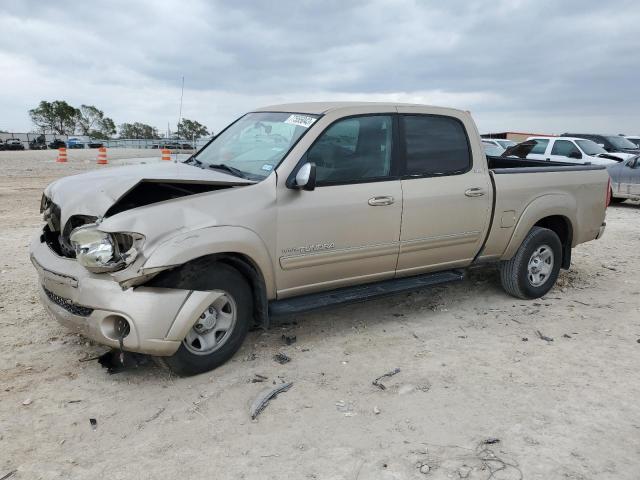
[568,151,582,159]
[288,162,316,191]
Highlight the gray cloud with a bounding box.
[1,0,639,134]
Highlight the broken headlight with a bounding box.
[69,224,142,273]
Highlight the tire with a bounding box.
[160,263,253,376]
[500,226,562,299]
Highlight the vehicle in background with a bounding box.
[563,133,640,158]
[504,137,621,165]
[29,135,47,150]
[31,102,610,375]
[48,139,66,149]
[66,138,85,149]
[482,138,517,150]
[4,138,25,151]
[482,140,505,156]
[625,136,640,148]
[87,140,104,149]
[607,155,640,203]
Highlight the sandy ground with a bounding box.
[1,149,639,480]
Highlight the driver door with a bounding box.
[275,114,402,298]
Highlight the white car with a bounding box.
[482,138,517,150]
[522,137,623,165]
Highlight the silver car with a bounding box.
[608,156,640,202]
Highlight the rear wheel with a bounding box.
[500,226,562,299]
[160,264,253,376]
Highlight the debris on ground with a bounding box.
[372,367,401,390]
[89,418,97,431]
[273,352,291,364]
[250,374,268,383]
[281,334,297,345]
[563,333,572,338]
[373,406,381,415]
[137,407,165,430]
[0,470,17,480]
[97,350,149,374]
[521,337,528,342]
[335,400,356,416]
[250,382,293,420]
[482,437,500,445]
[535,330,554,342]
[418,463,430,474]
[22,398,32,406]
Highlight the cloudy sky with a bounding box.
[2,0,639,135]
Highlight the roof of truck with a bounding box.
[254,101,465,115]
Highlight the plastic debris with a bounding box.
[89,418,98,431]
[250,382,293,419]
[535,330,553,342]
[22,398,32,406]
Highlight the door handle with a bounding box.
[464,187,486,197]
[368,196,394,206]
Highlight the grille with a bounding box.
[43,287,94,317]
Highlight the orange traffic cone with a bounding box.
[96,147,108,165]
[56,147,67,163]
[161,148,171,161]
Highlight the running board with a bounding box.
[269,270,464,317]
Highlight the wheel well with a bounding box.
[534,215,573,269]
[145,253,270,329]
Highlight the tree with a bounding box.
[29,100,80,134]
[118,122,160,139]
[177,118,209,140]
[77,105,116,138]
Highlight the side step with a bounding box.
[269,270,464,317]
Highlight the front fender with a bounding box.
[142,225,276,297]
[502,193,576,260]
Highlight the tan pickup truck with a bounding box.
[30,102,609,375]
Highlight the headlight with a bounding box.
[69,224,142,273]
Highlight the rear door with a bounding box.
[525,138,550,161]
[395,110,492,275]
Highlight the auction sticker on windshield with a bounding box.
[284,114,316,128]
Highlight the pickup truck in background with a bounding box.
[504,136,624,165]
[30,102,610,375]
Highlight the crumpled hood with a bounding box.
[44,162,254,227]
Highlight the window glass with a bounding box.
[529,139,549,154]
[307,116,393,185]
[402,115,470,176]
[551,140,580,156]
[576,139,607,156]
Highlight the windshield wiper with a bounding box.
[183,156,203,167]
[207,163,248,179]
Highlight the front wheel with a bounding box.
[500,226,562,299]
[159,264,253,376]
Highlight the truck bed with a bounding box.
[487,155,606,173]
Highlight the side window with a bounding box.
[401,115,470,176]
[529,139,549,154]
[307,116,393,185]
[551,140,580,157]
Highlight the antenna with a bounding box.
[177,75,185,136]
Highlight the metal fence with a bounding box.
[0,132,213,150]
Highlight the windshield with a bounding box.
[193,112,319,179]
[576,139,607,156]
[605,136,638,150]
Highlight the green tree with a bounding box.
[177,118,209,140]
[78,105,116,138]
[118,122,160,139]
[29,100,80,134]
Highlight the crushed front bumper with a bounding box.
[29,233,217,356]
